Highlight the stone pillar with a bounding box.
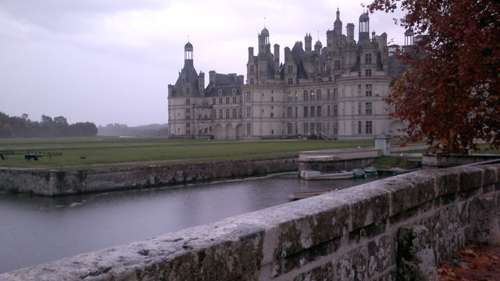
[397,225,439,281]
[471,195,500,244]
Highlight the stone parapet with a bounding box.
[1,164,499,280]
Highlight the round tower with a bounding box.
[359,12,370,43]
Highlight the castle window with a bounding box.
[186,87,191,95]
[366,121,373,134]
[218,89,223,96]
[226,109,230,119]
[365,54,372,64]
[366,102,372,115]
[186,115,190,120]
[295,107,298,118]
[327,89,331,100]
[233,97,237,104]
[239,96,242,103]
[287,123,292,134]
[239,108,242,118]
[232,88,236,95]
[287,91,292,102]
[288,65,293,74]
[288,78,293,84]
[218,109,223,119]
[247,123,251,135]
[310,90,315,101]
[219,97,223,104]
[317,106,321,117]
[212,109,216,118]
[246,107,251,117]
[212,98,216,105]
[246,91,251,102]
[333,105,338,116]
[271,113,274,118]
[249,65,254,74]
[186,98,190,105]
[333,88,338,100]
[296,79,299,84]
[333,122,338,134]
[366,84,372,96]
[287,107,292,118]
[317,90,322,101]
[358,121,362,134]
[334,60,340,70]
[310,123,315,135]
[327,105,331,117]
[365,69,372,76]
[358,84,362,97]
[335,74,340,80]
[310,106,315,117]
[358,71,362,77]
[358,102,362,115]
[226,97,230,104]
[303,90,309,101]
[271,96,274,102]
[304,123,309,135]
[317,123,322,135]
[304,106,309,118]
[250,78,254,84]
[232,108,237,118]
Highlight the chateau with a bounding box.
[168,9,408,139]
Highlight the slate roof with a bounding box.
[171,61,201,98]
[291,42,308,79]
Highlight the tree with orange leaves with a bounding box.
[367,0,500,153]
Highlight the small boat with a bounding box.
[363,166,378,177]
[289,189,338,200]
[300,170,353,180]
[351,168,366,179]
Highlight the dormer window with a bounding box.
[365,54,372,64]
[185,87,191,95]
[218,89,223,96]
[232,88,236,95]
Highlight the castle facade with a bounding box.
[168,9,407,139]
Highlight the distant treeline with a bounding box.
[98,123,169,137]
[0,112,98,138]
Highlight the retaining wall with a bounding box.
[0,157,298,196]
[2,164,500,280]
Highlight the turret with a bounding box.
[359,12,370,43]
[209,70,216,86]
[334,8,343,36]
[258,27,269,55]
[404,29,414,46]
[314,40,322,55]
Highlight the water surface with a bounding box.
[0,173,384,273]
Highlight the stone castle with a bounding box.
[168,9,410,139]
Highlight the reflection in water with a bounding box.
[0,173,385,273]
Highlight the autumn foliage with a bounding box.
[368,0,500,153]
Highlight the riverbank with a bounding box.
[0,156,298,196]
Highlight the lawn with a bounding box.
[0,137,372,170]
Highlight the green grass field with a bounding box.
[0,137,373,170]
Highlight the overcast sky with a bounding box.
[0,0,406,127]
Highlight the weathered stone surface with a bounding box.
[337,246,369,281]
[382,172,437,216]
[292,262,334,281]
[397,225,438,281]
[367,234,396,277]
[457,166,484,191]
[471,195,500,244]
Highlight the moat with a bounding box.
[0,173,384,274]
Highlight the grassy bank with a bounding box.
[0,137,371,169]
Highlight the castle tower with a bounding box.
[334,8,343,36]
[404,29,414,46]
[314,40,322,55]
[359,12,370,43]
[184,42,193,61]
[258,27,269,55]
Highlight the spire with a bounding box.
[334,8,343,36]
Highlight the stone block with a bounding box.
[397,225,438,281]
[456,166,484,191]
[471,195,500,244]
[367,234,396,277]
[382,172,437,216]
[337,181,391,230]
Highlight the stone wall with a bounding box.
[2,164,500,280]
[422,154,500,169]
[0,157,298,196]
